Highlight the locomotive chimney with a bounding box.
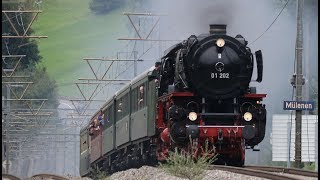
[209,24,227,35]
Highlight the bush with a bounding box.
[303,162,315,171]
[90,164,108,180]
[159,148,217,180]
[23,66,59,109]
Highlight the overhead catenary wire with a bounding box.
[2,12,24,23]
[249,0,289,46]
[77,23,153,126]
[76,10,167,128]
[75,17,138,126]
[2,2,79,174]
[3,33,12,55]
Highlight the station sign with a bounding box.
[283,101,315,110]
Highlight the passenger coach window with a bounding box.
[123,93,129,117]
[102,108,108,130]
[103,105,113,129]
[131,88,138,112]
[138,83,147,110]
[109,105,114,124]
[117,93,129,120]
[80,133,88,153]
[117,100,123,120]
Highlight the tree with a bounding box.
[2,1,42,69]
[2,1,59,110]
[23,66,59,109]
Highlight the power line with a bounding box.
[249,0,289,45]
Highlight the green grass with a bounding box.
[32,0,129,97]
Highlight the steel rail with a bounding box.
[244,165,318,178]
[2,174,22,180]
[210,165,311,180]
[29,173,68,180]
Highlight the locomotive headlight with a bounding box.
[216,38,225,47]
[243,112,253,121]
[188,112,197,121]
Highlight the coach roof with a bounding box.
[114,66,155,97]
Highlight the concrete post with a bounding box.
[294,0,304,168]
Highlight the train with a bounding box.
[79,24,267,176]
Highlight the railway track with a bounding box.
[2,174,22,180]
[210,165,318,180]
[244,165,318,178]
[28,173,68,180]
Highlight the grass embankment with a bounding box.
[32,0,128,97]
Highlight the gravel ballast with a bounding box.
[66,166,268,180]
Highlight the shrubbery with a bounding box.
[160,148,217,180]
[90,164,108,180]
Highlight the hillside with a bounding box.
[32,0,129,97]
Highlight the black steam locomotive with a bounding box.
[80,24,267,176]
[157,24,266,165]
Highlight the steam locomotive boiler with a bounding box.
[157,24,266,166]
